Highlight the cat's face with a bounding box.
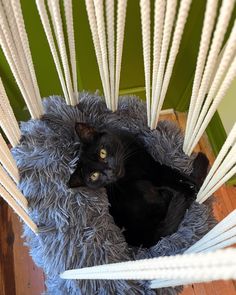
[68,123,125,189]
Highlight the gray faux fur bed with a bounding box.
[12,93,215,295]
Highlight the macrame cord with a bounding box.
[0,0,236,290]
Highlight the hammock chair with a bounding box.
[0,0,236,294]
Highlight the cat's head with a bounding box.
[68,123,125,189]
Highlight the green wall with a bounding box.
[218,78,236,135]
[0,0,235,160]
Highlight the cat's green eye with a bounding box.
[90,171,100,181]
[100,148,107,159]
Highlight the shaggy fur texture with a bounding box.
[12,93,215,295]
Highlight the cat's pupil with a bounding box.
[100,148,107,159]
[90,171,100,181]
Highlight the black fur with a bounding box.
[68,123,209,248]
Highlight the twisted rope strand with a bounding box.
[2,0,40,116]
[0,102,19,147]
[140,0,151,125]
[93,0,111,109]
[185,21,236,153]
[63,0,79,103]
[187,54,236,155]
[151,0,166,119]
[0,134,19,183]
[150,0,177,129]
[198,123,236,195]
[0,164,28,211]
[49,0,75,105]
[36,0,70,104]
[60,249,236,283]
[156,0,192,126]
[11,0,43,114]
[198,165,236,204]
[115,0,127,110]
[0,184,38,234]
[185,0,235,153]
[0,77,21,142]
[183,0,219,150]
[85,0,109,107]
[0,3,38,118]
[106,0,115,111]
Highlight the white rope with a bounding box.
[0,164,27,211]
[86,0,127,110]
[198,144,236,198]
[114,0,127,110]
[150,0,177,129]
[63,0,79,103]
[48,0,76,106]
[186,210,236,253]
[1,0,39,115]
[0,78,21,144]
[154,0,192,127]
[185,22,236,154]
[0,0,43,118]
[152,211,236,288]
[0,28,35,119]
[0,184,38,234]
[36,0,70,104]
[106,0,115,110]
[187,54,236,155]
[140,0,151,125]
[198,123,236,195]
[0,105,18,147]
[151,0,166,125]
[184,0,235,154]
[93,0,111,109]
[197,165,236,203]
[183,0,219,150]
[10,0,43,114]
[0,134,19,183]
[85,0,108,107]
[60,248,236,284]
[0,4,39,118]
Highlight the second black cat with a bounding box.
[68,123,209,247]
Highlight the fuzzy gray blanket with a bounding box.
[12,93,215,295]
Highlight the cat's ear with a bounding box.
[75,122,98,143]
[67,166,84,188]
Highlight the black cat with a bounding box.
[68,123,209,247]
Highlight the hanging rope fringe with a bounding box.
[0,158,38,234]
[0,183,38,234]
[63,0,78,102]
[86,0,127,111]
[115,0,127,110]
[0,0,43,119]
[60,248,236,287]
[0,164,27,211]
[152,211,236,288]
[186,210,236,253]
[140,0,192,128]
[0,134,19,183]
[48,0,76,105]
[36,0,78,106]
[151,0,178,129]
[184,0,236,155]
[0,78,21,146]
[106,0,115,110]
[197,123,236,203]
[140,0,151,125]
[183,0,219,150]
